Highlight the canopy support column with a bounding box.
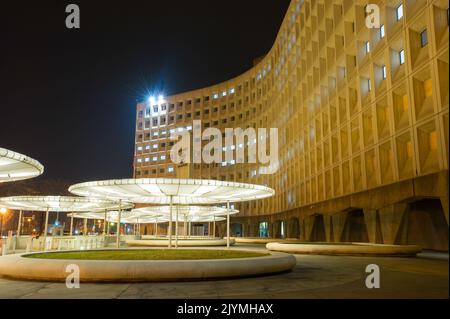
[69,214,74,236]
[17,210,22,237]
[116,200,122,248]
[183,214,187,239]
[168,195,173,249]
[44,207,49,239]
[226,201,230,249]
[103,210,107,237]
[175,207,179,248]
[155,218,158,237]
[213,215,216,239]
[83,218,88,236]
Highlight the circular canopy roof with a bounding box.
[0,148,44,183]
[0,196,134,212]
[132,206,239,217]
[68,178,275,204]
[67,211,224,223]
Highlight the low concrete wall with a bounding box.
[266,242,422,256]
[0,250,296,282]
[127,239,235,247]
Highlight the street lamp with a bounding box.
[0,208,8,238]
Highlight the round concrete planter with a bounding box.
[0,250,296,282]
[232,237,301,244]
[126,239,235,247]
[266,242,422,256]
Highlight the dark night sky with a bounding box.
[0,0,291,183]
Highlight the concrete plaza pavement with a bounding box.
[0,244,447,299]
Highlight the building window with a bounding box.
[152,157,158,162]
[380,24,385,38]
[137,146,143,151]
[168,167,174,173]
[365,41,370,54]
[161,155,166,160]
[396,4,403,21]
[399,49,405,64]
[382,65,387,79]
[420,29,428,47]
[137,158,142,163]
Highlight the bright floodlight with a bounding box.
[0,196,134,212]
[68,178,275,204]
[148,96,156,104]
[0,148,44,183]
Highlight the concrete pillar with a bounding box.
[323,215,333,242]
[184,214,187,239]
[363,209,380,244]
[331,212,347,243]
[378,203,407,245]
[213,216,216,238]
[303,215,315,241]
[440,195,449,225]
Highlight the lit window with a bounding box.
[213,94,219,99]
[380,24,385,38]
[186,126,192,131]
[137,158,142,163]
[251,169,257,177]
[153,132,159,137]
[229,88,235,94]
[145,145,150,150]
[178,127,184,132]
[152,157,158,162]
[230,160,236,165]
[168,167,174,173]
[161,155,166,160]
[420,29,428,47]
[399,49,405,65]
[170,129,176,134]
[153,144,158,149]
[161,130,167,135]
[221,162,227,167]
[382,65,387,79]
[137,146,143,151]
[396,4,403,21]
[365,41,370,53]
[222,91,227,97]
[144,158,150,162]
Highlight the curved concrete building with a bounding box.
[133,0,449,251]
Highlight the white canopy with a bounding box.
[132,205,239,217]
[68,178,275,204]
[0,196,134,212]
[0,148,44,183]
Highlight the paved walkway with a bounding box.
[0,244,447,299]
